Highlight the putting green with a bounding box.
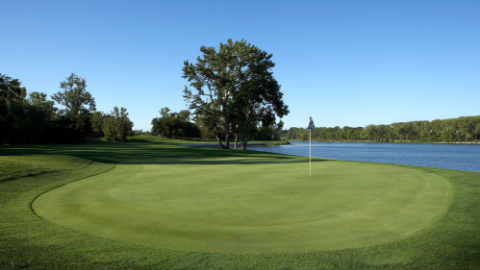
[33,158,451,253]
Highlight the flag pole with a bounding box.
[307,116,314,177]
[309,129,311,177]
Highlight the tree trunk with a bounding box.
[215,133,225,149]
[240,138,246,149]
[221,102,230,149]
[224,132,230,149]
[241,136,249,149]
[241,129,252,149]
[234,135,238,149]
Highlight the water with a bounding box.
[248,142,480,172]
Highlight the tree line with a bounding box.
[0,73,133,144]
[150,106,284,142]
[284,115,480,143]
[151,107,201,139]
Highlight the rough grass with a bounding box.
[0,135,479,269]
[0,155,91,182]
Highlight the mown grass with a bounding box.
[0,135,479,269]
[33,158,451,253]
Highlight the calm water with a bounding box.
[248,142,480,172]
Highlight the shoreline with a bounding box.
[284,140,479,144]
[178,143,268,148]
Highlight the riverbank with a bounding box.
[432,141,479,144]
[266,139,291,146]
[179,143,268,148]
[285,139,479,144]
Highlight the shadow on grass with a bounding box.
[0,140,330,166]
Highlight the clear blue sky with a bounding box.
[3,0,479,131]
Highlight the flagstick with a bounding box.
[309,130,311,177]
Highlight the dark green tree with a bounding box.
[182,39,288,149]
[102,107,133,142]
[25,92,56,144]
[475,122,480,141]
[51,73,96,121]
[151,107,200,139]
[233,77,289,148]
[90,111,105,138]
[0,74,27,144]
[50,73,96,142]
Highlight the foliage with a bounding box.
[0,73,133,144]
[90,111,104,138]
[0,74,58,144]
[151,107,201,139]
[0,73,27,144]
[102,107,133,142]
[51,73,96,121]
[232,77,289,148]
[182,39,288,149]
[284,115,480,143]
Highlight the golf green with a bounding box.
[33,158,452,253]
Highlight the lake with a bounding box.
[248,142,480,172]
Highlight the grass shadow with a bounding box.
[0,138,330,166]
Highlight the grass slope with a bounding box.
[0,135,479,269]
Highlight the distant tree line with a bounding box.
[0,73,133,144]
[151,107,201,139]
[284,116,480,143]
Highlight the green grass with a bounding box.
[0,155,91,182]
[1,135,479,269]
[33,159,451,253]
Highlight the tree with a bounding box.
[393,123,406,141]
[159,107,170,118]
[0,74,27,102]
[50,73,96,142]
[192,113,217,140]
[152,107,200,139]
[0,74,27,144]
[102,107,133,142]
[233,78,289,148]
[182,39,288,149]
[51,73,96,121]
[458,117,476,142]
[25,92,56,144]
[475,122,480,141]
[90,111,104,138]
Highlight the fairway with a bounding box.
[33,157,452,253]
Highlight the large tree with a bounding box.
[233,77,289,148]
[50,73,96,142]
[51,73,96,121]
[182,39,288,149]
